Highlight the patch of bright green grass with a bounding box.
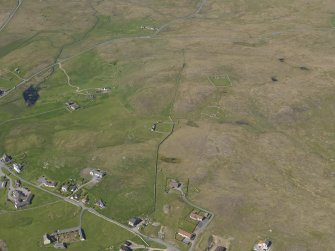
[89,155,156,223]
[85,15,154,39]
[0,201,80,251]
[202,106,226,123]
[331,16,335,27]
[76,211,146,251]
[209,75,232,87]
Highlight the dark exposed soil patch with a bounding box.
[186,120,199,127]
[271,76,278,82]
[160,155,181,164]
[23,85,39,106]
[300,66,309,71]
[235,120,250,126]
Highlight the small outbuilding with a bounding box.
[38,176,57,188]
[0,180,7,189]
[169,179,182,189]
[43,234,51,245]
[61,185,68,193]
[1,153,12,163]
[128,217,142,227]
[89,169,105,179]
[124,240,132,246]
[14,179,21,187]
[95,199,106,209]
[120,245,132,251]
[65,101,80,111]
[253,240,272,251]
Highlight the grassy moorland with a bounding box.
[1,0,335,250]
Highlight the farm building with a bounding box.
[120,245,132,251]
[13,163,23,173]
[169,179,182,189]
[177,229,195,240]
[43,234,51,245]
[254,240,272,251]
[61,185,68,193]
[128,217,142,227]
[190,212,204,221]
[65,101,80,111]
[1,153,12,163]
[95,199,106,209]
[38,176,57,188]
[89,169,105,179]
[0,180,7,189]
[8,187,33,209]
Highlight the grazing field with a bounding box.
[0,198,145,251]
[0,200,80,250]
[0,0,335,250]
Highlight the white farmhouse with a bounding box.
[13,163,23,173]
[89,169,105,179]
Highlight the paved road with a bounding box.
[0,0,23,32]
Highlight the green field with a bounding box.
[0,198,146,250]
[1,0,335,250]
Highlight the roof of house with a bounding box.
[43,234,50,241]
[120,245,132,251]
[13,163,23,171]
[124,240,132,246]
[37,176,48,184]
[1,153,12,162]
[90,169,105,177]
[129,217,142,224]
[54,227,85,241]
[0,180,7,188]
[178,229,193,239]
[190,212,204,221]
[56,227,80,234]
[169,179,181,188]
[95,199,106,207]
[45,181,57,186]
